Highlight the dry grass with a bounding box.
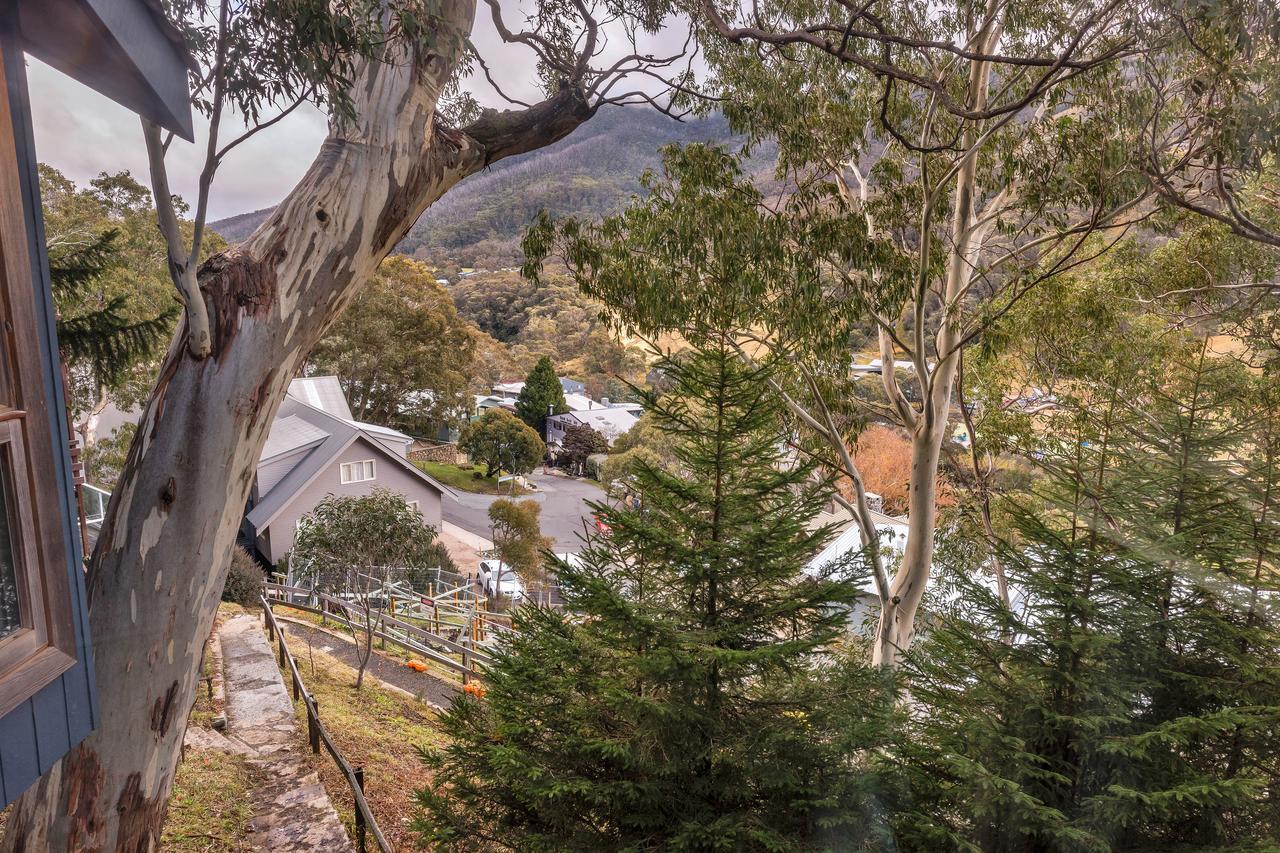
[278,646,443,850]
[162,748,261,852]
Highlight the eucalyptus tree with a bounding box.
[533,0,1280,667]
[1,0,694,846]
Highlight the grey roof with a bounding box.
[245,396,455,532]
[260,414,328,461]
[18,0,196,140]
[288,376,354,420]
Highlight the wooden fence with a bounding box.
[264,582,494,684]
[260,596,393,853]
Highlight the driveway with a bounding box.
[441,471,606,554]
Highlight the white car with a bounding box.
[478,559,526,602]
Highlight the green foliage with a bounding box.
[891,344,1280,851]
[293,489,443,592]
[458,409,545,479]
[557,423,607,475]
[487,499,549,580]
[221,546,265,607]
[82,423,136,490]
[40,166,208,427]
[308,256,478,434]
[514,356,568,435]
[167,0,444,126]
[416,343,896,849]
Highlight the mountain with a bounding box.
[209,107,749,264]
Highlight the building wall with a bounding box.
[260,438,443,563]
[0,24,97,808]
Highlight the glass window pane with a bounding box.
[0,453,24,639]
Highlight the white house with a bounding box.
[547,407,640,446]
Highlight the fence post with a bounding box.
[462,644,471,686]
[354,767,367,852]
[278,633,286,667]
[292,667,300,701]
[308,702,320,753]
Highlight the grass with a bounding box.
[162,748,261,851]
[413,460,530,495]
[277,646,444,850]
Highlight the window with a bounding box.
[406,499,420,513]
[340,459,375,484]
[0,47,79,716]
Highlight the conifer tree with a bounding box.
[516,355,569,436]
[416,342,895,850]
[888,341,1280,850]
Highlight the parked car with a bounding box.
[478,559,526,602]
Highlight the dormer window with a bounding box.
[340,459,375,484]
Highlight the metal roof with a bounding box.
[246,396,455,533]
[260,414,328,461]
[288,376,354,421]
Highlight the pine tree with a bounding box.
[416,342,896,850]
[515,355,568,436]
[50,230,178,387]
[889,339,1280,851]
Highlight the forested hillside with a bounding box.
[210,107,752,264]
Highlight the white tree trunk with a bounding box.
[871,9,1000,668]
[0,3,593,846]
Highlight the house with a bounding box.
[804,501,910,633]
[242,377,454,565]
[492,376,586,400]
[0,0,194,808]
[547,407,641,446]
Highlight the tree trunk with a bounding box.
[1,4,593,846]
[871,7,1000,668]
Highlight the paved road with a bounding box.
[441,471,605,553]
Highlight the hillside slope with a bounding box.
[209,107,745,263]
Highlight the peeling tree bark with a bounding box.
[0,3,595,847]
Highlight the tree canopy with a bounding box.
[459,409,545,479]
[515,356,569,436]
[309,255,478,435]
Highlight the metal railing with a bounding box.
[265,582,492,684]
[260,596,392,852]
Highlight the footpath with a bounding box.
[187,613,353,851]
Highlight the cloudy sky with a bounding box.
[26,11,688,222]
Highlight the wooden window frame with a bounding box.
[0,41,79,718]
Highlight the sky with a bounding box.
[26,10,690,222]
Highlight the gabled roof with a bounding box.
[246,396,455,532]
[287,376,353,420]
[261,414,328,461]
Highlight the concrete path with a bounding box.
[218,614,354,852]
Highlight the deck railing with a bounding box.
[259,596,392,853]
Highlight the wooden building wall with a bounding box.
[0,14,99,807]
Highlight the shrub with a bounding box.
[222,546,264,606]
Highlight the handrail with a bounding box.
[264,583,491,681]
[260,596,393,853]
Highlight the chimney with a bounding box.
[601,397,610,407]
[865,492,884,514]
